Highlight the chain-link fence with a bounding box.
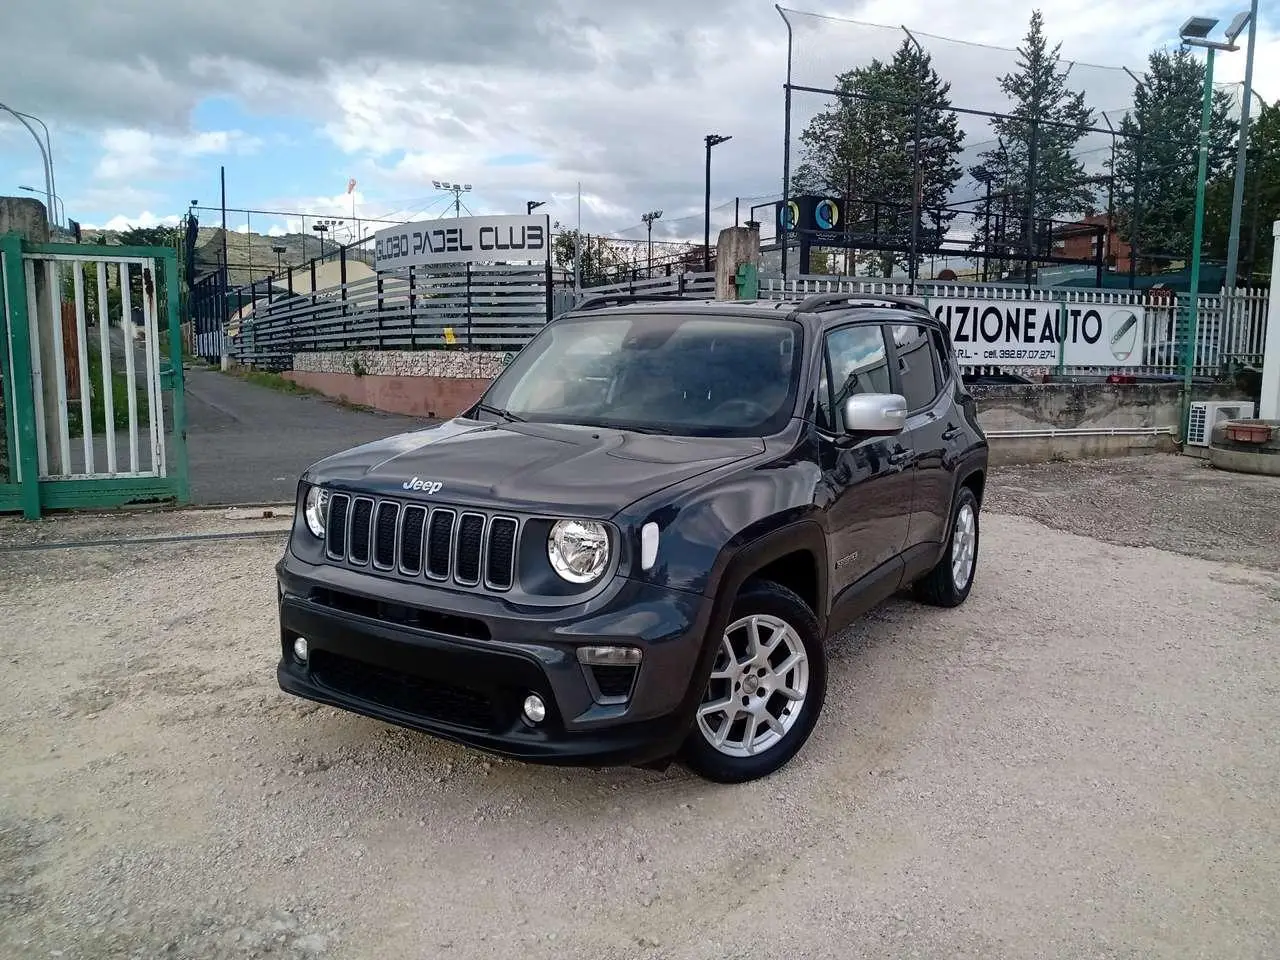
[774,7,1245,288]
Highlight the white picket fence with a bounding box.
[758,276,1268,378]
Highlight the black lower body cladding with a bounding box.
[274,553,715,766]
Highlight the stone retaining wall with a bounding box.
[284,350,512,419]
[282,349,1259,462]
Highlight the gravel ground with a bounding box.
[2,454,1279,959]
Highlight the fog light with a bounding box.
[577,645,643,666]
[293,637,309,663]
[522,694,546,724]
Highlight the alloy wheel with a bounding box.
[951,502,977,590]
[696,613,810,758]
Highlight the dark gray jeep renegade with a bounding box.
[276,293,988,782]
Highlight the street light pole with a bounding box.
[1179,13,1244,440]
[0,101,54,226]
[526,200,546,215]
[18,185,62,224]
[704,134,731,272]
[641,210,663,278]
[1223,0,1258,294]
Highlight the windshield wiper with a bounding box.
[476,402,525,423]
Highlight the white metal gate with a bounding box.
[23,253,168,480]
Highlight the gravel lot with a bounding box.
[2,454,1279,959]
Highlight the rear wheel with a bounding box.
[682,580,826,783]
[913,485,980,607]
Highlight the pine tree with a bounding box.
[968,10,1095,277]
[793,39,964,277]
[1113,48,1239,272]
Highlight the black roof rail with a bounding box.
[792,292,929,314]
[571,292,704,312]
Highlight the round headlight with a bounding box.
[548,519,610,584]
[303,486,329,538]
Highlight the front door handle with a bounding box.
[888,447,912,466]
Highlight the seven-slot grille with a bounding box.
[324,493,519,591]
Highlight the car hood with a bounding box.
[304,416,766,518]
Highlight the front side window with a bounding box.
[478,313,803,437]
[820,324,892,431]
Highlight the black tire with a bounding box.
[681,579,827,784]
[913,485,980,608]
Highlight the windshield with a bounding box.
[478,312,803,437]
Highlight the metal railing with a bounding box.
[228,263,554,368]
[758,276,1269,378]
[224,263,718,368]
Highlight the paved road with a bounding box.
[183,366,425,505]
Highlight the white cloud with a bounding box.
[93,127,263,183]
[82,211,184,231]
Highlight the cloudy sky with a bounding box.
[1,0,1275,248]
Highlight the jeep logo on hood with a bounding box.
[402,477,443,495]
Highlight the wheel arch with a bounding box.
[671,518,829,729]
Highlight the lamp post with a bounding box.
[526,200,546,215]
[1222,0,1258,294]
[641,211,663,277]
[18,184,63,224]
[0,101,55,226]
[1178,13,1245,440]
[704,134,732,272]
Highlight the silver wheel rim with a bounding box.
[951,502,977,590]
[696,613,810,758]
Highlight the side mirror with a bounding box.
[843,393,908,436]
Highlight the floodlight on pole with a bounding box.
[434,180,472,217]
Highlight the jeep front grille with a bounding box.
[324,493,519,592]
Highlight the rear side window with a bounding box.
[818,325,892,430]
[890,323,941,412]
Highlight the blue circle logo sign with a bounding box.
[778,201,800,232]
[815,198,840,230]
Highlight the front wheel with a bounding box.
[913,485,980,607]
[682,580,827,783]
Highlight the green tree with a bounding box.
[1112,47,1238,271]
[793,39,964,277]
[117,225,179,249]
[968,10,1095,276]
[552,226,629,287]
[1203,99,1279,283]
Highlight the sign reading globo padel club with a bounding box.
[373,214,552,270]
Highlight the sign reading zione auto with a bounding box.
[929,298,1145,367]
[374,214,551,270]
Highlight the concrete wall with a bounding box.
[283,349,509,419]
[281,349,1255,463]
[971,381,1248,464]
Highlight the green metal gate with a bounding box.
[0,235,188,518]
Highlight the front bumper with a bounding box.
[275,551,715,766]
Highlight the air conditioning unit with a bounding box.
[1186,400,1257,447]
